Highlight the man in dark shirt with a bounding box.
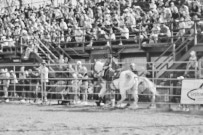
[103,54,120,81]
[28,69,40,102]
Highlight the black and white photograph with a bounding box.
[0,0,203,134]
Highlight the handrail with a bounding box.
[37,45,55,63]
[154,25,194,63]
[34,37,58,61]
[156,53,173,70]
[50,42,73,60]
[156,38,192,71]
[175,38,194,54]
[154,24,195,65]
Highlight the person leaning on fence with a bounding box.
[9,70,18,98]
[28,69,40,102]
[80,67,89,102]
[38,60,49,102]
[0,69,10,102]
[5,69,10,100]
[18,66,26,102]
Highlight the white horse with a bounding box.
[94,61,158,109]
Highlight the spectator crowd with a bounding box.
[0,0,203,54]
[1,0,203,103]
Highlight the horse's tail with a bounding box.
[139,77,159,96]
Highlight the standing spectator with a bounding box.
[38,60,49,102]
[1,69,10,102]
[9,70,18,97]
[18,66,26,102]
[170,2,179,20]
[58,54,65,70]
[184,50,198,77]
[28,68,40,103]
[80,66,88,102]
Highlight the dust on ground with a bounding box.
[0,103,203,135]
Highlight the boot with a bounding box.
[96,97,102,106]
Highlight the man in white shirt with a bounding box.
[60,18,68,31]
[39,60,49,102]
[117,24,129,45]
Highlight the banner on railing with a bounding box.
[181,79,203,104]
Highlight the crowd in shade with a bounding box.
[0,0,203,53]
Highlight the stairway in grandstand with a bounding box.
[31,37,71,77]
[154,32,203,80]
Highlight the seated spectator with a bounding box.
[170,2,179,20]
[138,25,149,44]
[97,26,108,41]
[159,23,171,42]
[116,24,129,45]
[176,17,186,42]
[190,1,201,18]
[0,36,7,52]
[23,41,35,60]
[149,23,160,43]
[73,25,85,46]
[60,18,68,31]
[7,36,15,47]
[179,4,190,18]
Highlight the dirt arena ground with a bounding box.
[0,102,203,135]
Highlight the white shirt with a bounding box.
[60,21,68,30]
[120,27,129,39]
[39,66,49,82]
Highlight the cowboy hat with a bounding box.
[42,60,46,64]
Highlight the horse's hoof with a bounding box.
[95,101,101,106]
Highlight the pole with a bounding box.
[14,65,16,97]
[173,43,176,61]
[194,21,197,45]
[138,23,142,49]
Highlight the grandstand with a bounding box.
[1,0,203,104]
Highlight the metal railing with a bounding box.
[0,61,201,105]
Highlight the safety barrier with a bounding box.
[0,61,201,106]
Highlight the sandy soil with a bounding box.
[0,103,203,135]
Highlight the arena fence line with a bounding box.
[0,61,201,106]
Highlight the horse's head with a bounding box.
[93,60,105,77]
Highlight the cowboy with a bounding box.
[96,54,120,106]
[103,54,120,81]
